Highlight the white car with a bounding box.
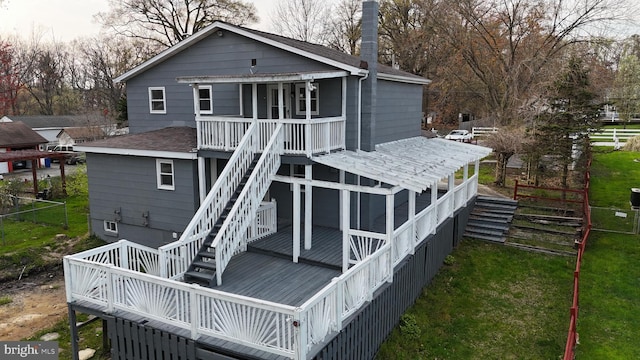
[444,129,473,143]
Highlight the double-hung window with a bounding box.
[157,159,175,190]
[198,85,213,114]
[149,87,166,114]
[295,83,319,116]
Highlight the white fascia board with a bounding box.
[378,73,431,85]
[177,71,349,84]
[75,146,198,160]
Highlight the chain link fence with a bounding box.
[1,194,68,245]
[589,206,639,234]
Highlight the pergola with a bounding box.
[0,150,68,195]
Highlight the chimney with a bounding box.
[360,0,378,152]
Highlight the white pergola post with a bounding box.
[278,82,284,120]
[408,190,416,253]
[305,81,312,157]
[342,188,350,272]
[339,170,345,230]
[198,157,206,204]
[293,182,301,263]
[304,165,313,250]
[448,174,455,217]
[463,163,469,201]
[386,193,395,263]
[431,182,438,232]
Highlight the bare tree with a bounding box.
[97,0,258,48]
[270,0,332,43]
[484,127,528,187]
[324,0,362,55]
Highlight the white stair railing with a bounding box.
[213,123,284,285]
[158,123,260,279]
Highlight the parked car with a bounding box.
[48,145,74,163]
[12,160,27,169]
[445,129,473,143]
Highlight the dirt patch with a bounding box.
[0,269,67,341]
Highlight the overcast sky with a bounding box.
[0,0,278,42]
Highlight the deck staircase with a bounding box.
[464,195,518,243]
[183,157,259,286]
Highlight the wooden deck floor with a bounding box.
[205,190,437,307]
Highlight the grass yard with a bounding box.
[377,240,573,360]
[574,149,640,359]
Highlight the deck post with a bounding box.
[198,156,206,204]
[293,182,301,263]
[339,170,345,230]
[448,174,455,217]
[305,165,312,250]
[386,193,394,258]
[463,163,469,201]
[342,189,350,272]
[431,184,438,232]
[68,304,80,360]
[409,191,416,253]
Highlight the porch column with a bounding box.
[463,163,469,202]
[238,84,244,117]
[293,182,301,263]
[192,84,201,148]
[305,81,313,157]
[431,182,438,231]
[278,82,284,120]
[386,193,394,260]
[198,157,206,204]
[339,170,345,230]
[342,188,350,272]
[252,83,258,122]
[408,190,416,253]
[304,165,312,250]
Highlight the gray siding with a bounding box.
[87,153,199,247]
[127,31,337,134]
[375,80,423,144]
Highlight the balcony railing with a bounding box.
[64,174,480,360]
[196,115,346,156]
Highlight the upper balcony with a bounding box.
[177,71,350,157]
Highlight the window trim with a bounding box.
[104,220,118,235]
[197,85,213,114]
[156,159,175,190]
[149,86,167,114]
[295,83,319,116]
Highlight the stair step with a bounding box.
[467,220,510,231]
[474,206,517,215]
[469,215,510,225]
[475,202,518,211]
[476,195,518,206]
[192,260,217,271]
[471,212,513,221]
[465,225,507,236]
[198,251,216,260]
[464,232,506,243]
[184,270,214,282]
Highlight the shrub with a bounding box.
[399,313,421,339]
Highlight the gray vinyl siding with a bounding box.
[126,31,337,134]
[87,153,199,247]
[375,80,423,144]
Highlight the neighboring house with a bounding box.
[4,114,118,147]
[56,126,106,146]
[64,6,491,360]
[0,121,47,173]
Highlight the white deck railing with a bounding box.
[213,124,284,285]
[158,123,261,279]
[196,116,345,156]
[64,173,480,360]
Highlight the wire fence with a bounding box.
[0,194,68,246]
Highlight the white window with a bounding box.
[198,85,213,114]
[104,220,118,234]
[149,87,166,114]
[295,83,319,116]
[157,159,175,190]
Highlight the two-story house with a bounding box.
[65,3,491,359]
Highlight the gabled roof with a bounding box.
[0,121,48,147]
[75,127,197,160]
[115,21,430,85]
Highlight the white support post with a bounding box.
[193,84,201,148]
[463,163,469,202]
[448,174,455,217]
[305,165,312,250]
[278,82,284,120]
[431,182,438,232]
[238,84,244,117]
[386,193,395,266]
[342,189,350,272]
[305,80,312,157]
[339,170,345,230]
[198,157,206,204]
[409,190,416,252]
[190,287,199,339]
[252,83,258,122]
[475,159,480,176]
[293,183,301,263]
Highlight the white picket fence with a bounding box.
[590,128,640,146]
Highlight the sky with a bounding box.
[0,0,278,42]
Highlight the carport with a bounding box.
[0,150,68,196]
